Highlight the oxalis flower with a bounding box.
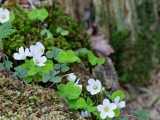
[67,73,77,82]
[67,73,82,89]
[0,8,10,24]
[33,56,47,67]
[114,96,126,109]
[13,47,31,60]
[80,111,91,118]
[86,79,102,95]
[30,42,47,67]
[97,99,117,119]
[30,42,45,58]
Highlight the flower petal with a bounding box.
[103,99,110,106]
[19,47,25,54]
[108,103,117,110]
[118,101,126,108]
[100,111,108,119]
[107,111,115,118]
[67,73,77,82]
[13,53,25,60]
[25,48,32,57]
[88,78,95,85]
[114,96,120,104]
[97,105,103,112]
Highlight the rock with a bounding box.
[93,57,119,90]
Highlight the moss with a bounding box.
[0,76,85,120]
[111,29,154,85]
[3,4,89,56]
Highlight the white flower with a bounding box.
[86,79,102,95]
[97,99,117,119]
[67,73,77,82]
[80,111,91,118]
[0,8,10,24]
[30,42,45,58]
[13,47,31,60]
[114,96,126,109]
[33,56,47,67]
[24,48,32,57]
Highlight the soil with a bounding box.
[125,70,160,120]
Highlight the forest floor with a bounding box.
[126,69,160,120]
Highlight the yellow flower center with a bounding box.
[104,106,109,112]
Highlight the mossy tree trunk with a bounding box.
[59,0,160,84]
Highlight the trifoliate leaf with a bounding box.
[111,90,126,101]
[41,29,53,39]
[56,50,81,63]
[14,66,28,78]
[27,8,48,22]
[50,76,61,83]
[46,47,62,59]
[58,82,81,100]
[68,97,87,110]
[88,51,105,66]
[56,27,69,36]
[76,48,89,58]
[54,64,70,73]
[41,60,54,73]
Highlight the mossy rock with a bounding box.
[0,76,85,120]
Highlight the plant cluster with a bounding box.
[0,5,127,120]
[1,4,89,55]
[58,73,126,120]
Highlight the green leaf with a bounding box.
[46,47,62,59]
[42,71,61,83]
[18,59,54,83]
[54,64,70,73]
[41,29,53,39]
[42,73,51,83]
[76,48,89,58]
[27,8,48,22]
[0,63,4,70]
[134,109,149,120]
[0,22,16,39]
[119,117,129,120]
[96,58,105,65]
[14,66,28,79]
[3,60,13,71]
[56,27,69,36]
[58,82,81,100]
[56,50,81,63]
[114,109,121,117]
[68,97,87,110]
[111,90,126,101]
[40,60,54,74]
[88,51,105,66]
[50,76,61,83]
[10,11,15,22]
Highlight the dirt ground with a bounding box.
[126,70,160,120]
